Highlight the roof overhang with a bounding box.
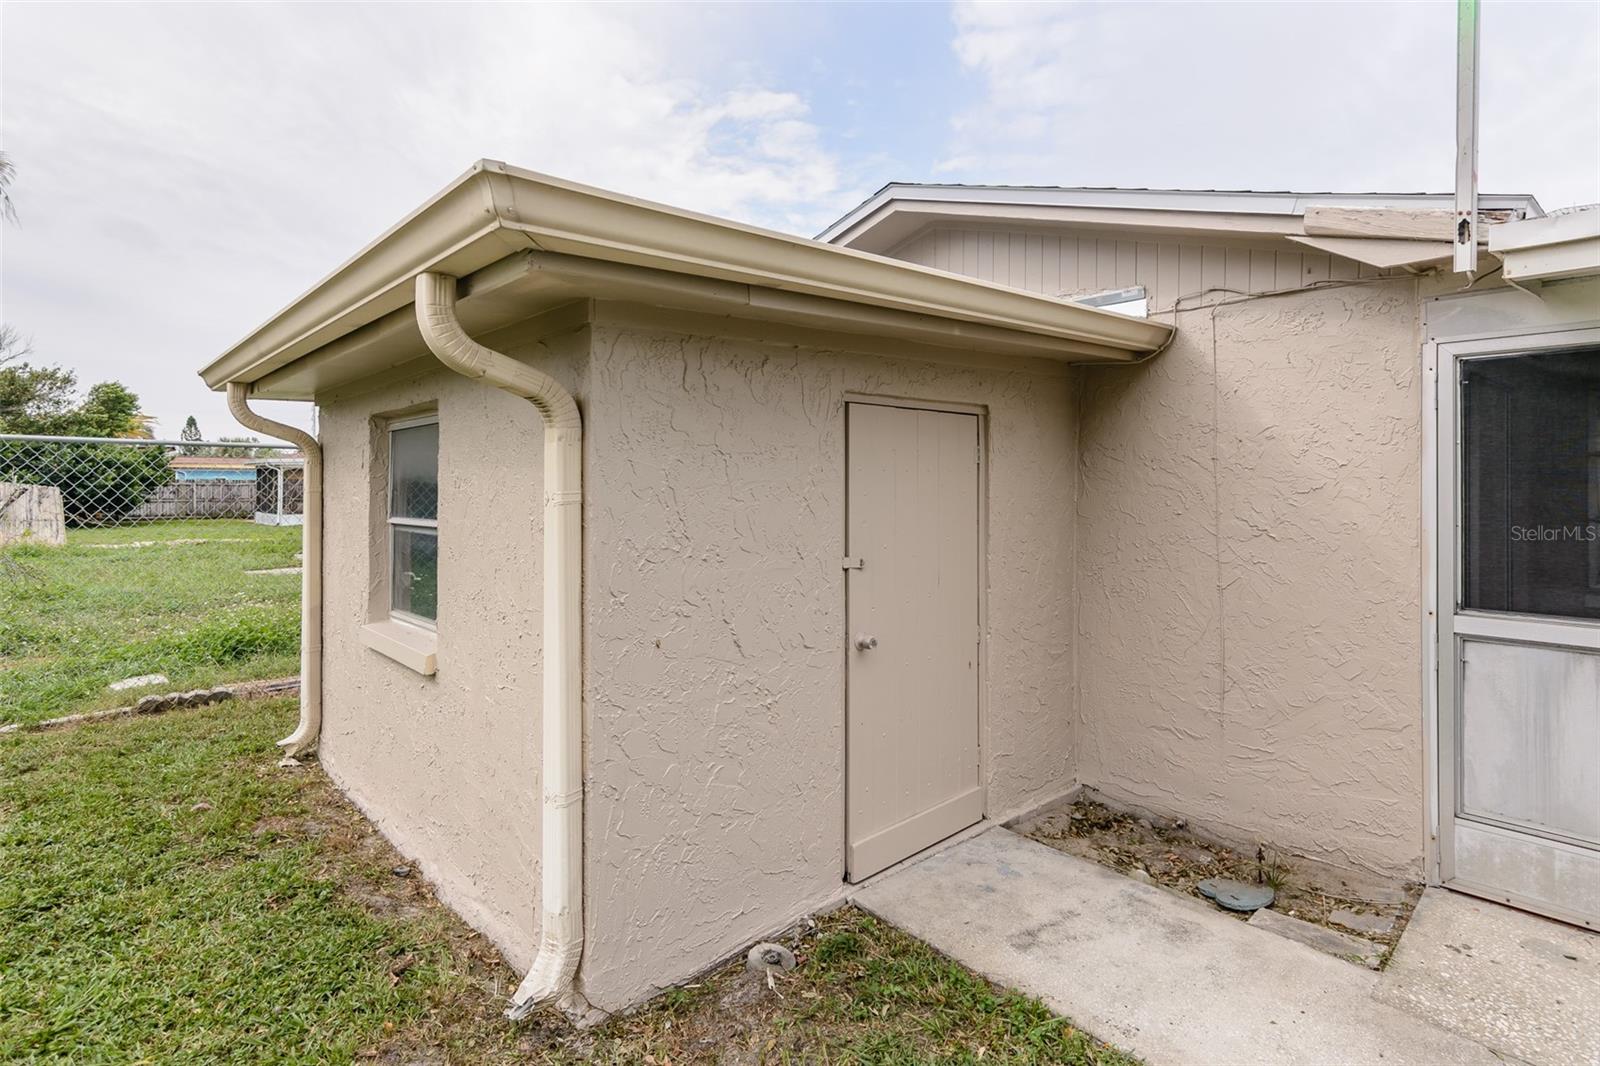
[1488,209,1600,284]
[201,162,1173,399]
[819,183,1543,256]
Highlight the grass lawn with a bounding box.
[0,519,300,726]
[0,699,1137,1065]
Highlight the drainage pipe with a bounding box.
[413,271,584,1018]
[226,382,323,757]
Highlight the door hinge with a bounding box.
[841,557,864,570]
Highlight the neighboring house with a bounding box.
[165,455,306,525]
[171,456,258,481]
[198,162,1600,1018]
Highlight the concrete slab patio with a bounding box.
[850,828,1534,1066]
[1376,888,1599,1066]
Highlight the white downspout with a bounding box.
[413,272,585,1018]
[226,382,323,758]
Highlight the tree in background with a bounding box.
[0,325,29,367]
[0,368,155,439]
[0,369,170,526]
[181,415,203,455]
[0,151,16,224]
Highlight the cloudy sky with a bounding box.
[3,1,1596,438]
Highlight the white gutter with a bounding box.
[413,272,585,1019]
[225,383,322,757]
[199,161,1171,395]
[1488,208,1600,283]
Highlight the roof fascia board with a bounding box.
[202,163,532,388]
[838,202,1303,254]
[202,163,1171,389]
[820,184,1544,248]
[494,212,1170,352]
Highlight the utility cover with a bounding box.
[1197,877,1275,912]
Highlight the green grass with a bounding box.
[0,519,300,725]
[0,700,1138,1065]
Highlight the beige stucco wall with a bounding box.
[1075,279,1426,876]
[314,308,1083,1011]
[315,322,588,973]
[312,270,1430,1015]
[576,312,1081,1010]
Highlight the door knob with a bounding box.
[854,634,878,651]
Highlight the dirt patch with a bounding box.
[1013,795,1420,959]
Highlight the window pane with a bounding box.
[392,527,438,621]
[1460,347,1600,620]
[390,422,438,520]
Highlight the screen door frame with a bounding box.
[1429,320,1600,929]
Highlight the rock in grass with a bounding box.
[109,674,168,692]
[1197,877,1275,912]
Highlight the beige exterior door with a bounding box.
[845,401,982,881]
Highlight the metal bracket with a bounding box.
[841,557,864,570]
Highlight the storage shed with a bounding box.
[199,161,1599,1018]
[252,458,305,526]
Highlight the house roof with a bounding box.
[170,456,258,470]
[200,162,1174,400]
[818,183,1545,255]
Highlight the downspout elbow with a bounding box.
[414,273,581,431]
[414,271,585,1019]
[225,381,323,757]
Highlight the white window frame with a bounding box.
[388,413,439,631]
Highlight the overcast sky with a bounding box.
[3,1,1596,439]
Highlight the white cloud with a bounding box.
[0,3,847,437]
[941,1,1599,209]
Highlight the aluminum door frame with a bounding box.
[842,393,988,882]
[1431,322,1600,929]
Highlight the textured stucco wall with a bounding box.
[1076,280,1425,876]
[577,314,1080,1010]
[316,323,587,973]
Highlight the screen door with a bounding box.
[1439,337,1600,929]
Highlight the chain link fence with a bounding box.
[1,434,304,727]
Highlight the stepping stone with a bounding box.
[1248,907,1383,969]
[1329,907,1397,935]
[1197,877,1275,912]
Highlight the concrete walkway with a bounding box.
[851,828,1530,1066]
[1378,888,1599,1066]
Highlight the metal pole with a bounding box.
[1455,0,1480,275]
